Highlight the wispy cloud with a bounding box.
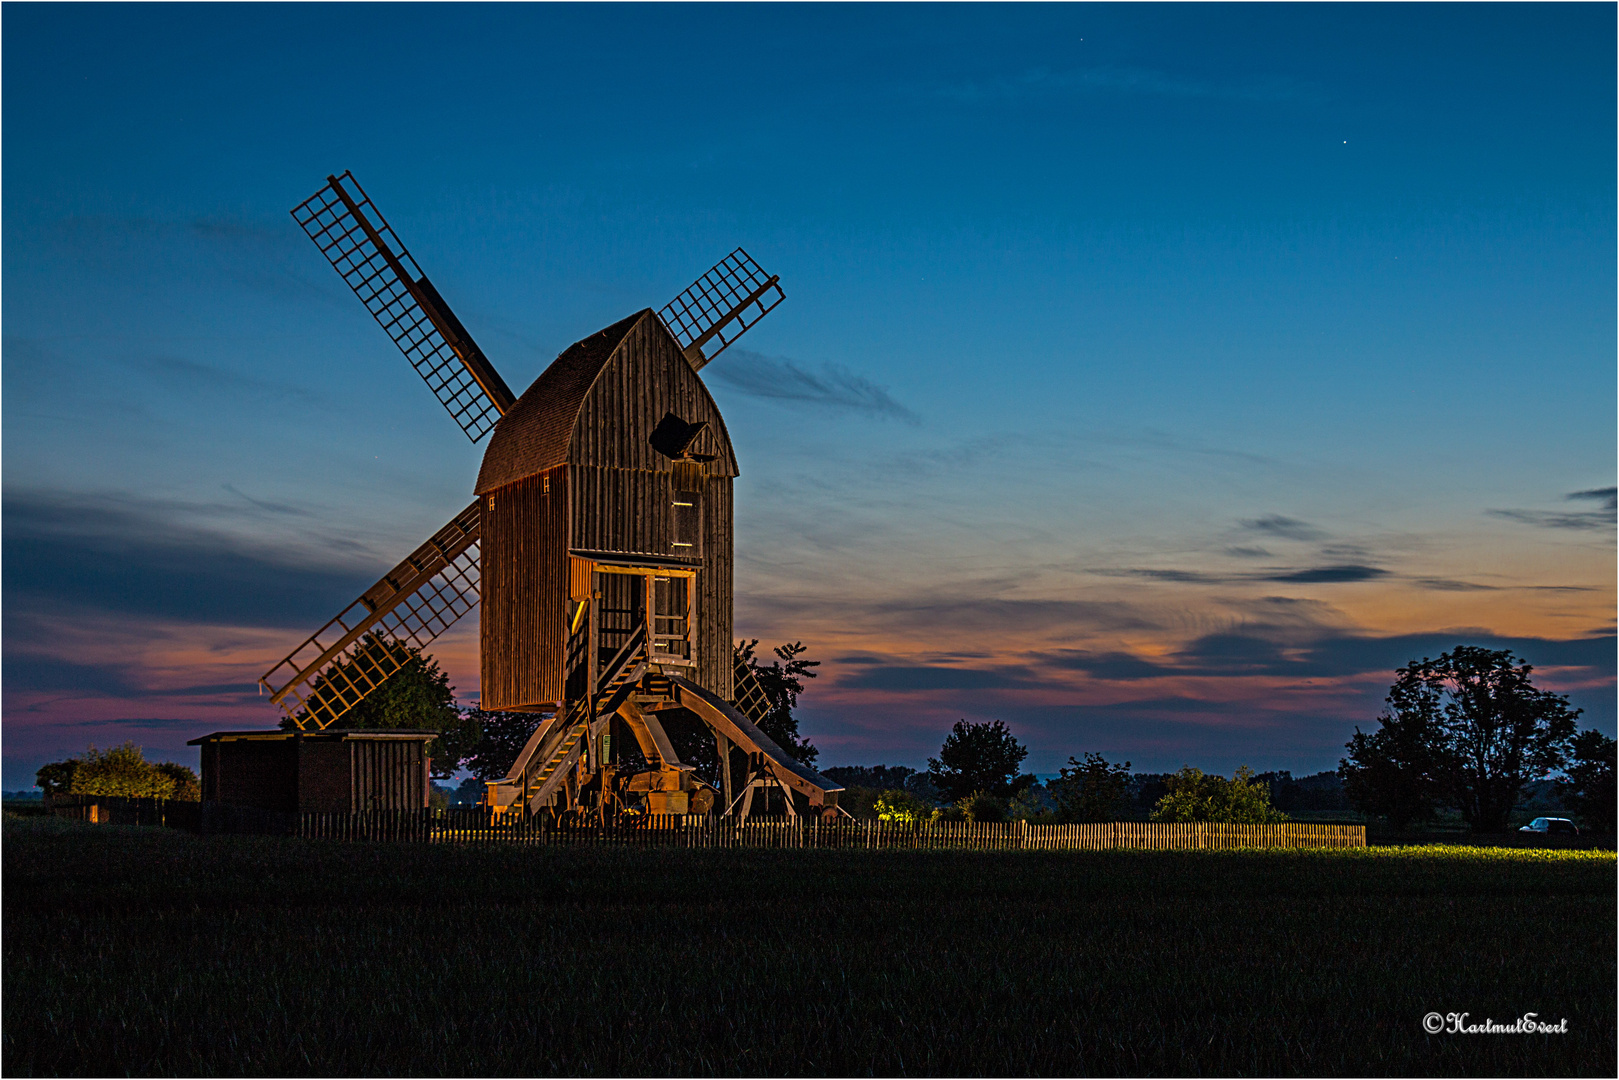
[1037,630,1616,684]
[710,350,919,422]
[1238,515,1325,542]
[1095,563,1387,585]
[1488,486,1616,532]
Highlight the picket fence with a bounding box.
[43,796,1365,850]
[296,810,1366,850]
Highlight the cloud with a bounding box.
[1487,487,1616,532]
[1412,578,1499,592]
[1238,515,1325,541]
[1260,564,1387,584]
[220,483,313,517]
[710,350,919,422]
[838,665,1035,691]
[849,596,1164,636]
[1096,563,1387,585]
[1043,649,1176,681]
[1,655,143,697]
[1034,631,1616,685]
[47,214,345,310]
[3,491,374,628]
[1569,487,1618,510]
[125,354,324,408]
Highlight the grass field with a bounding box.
[4,817,1613,1076]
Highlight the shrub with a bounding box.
[1008,783,1055,822]
[954,791,1008,823]
[873,789,933,825]
[1150,766,1288,824]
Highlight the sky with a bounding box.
[4,3,1614,790]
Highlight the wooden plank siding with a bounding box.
[695,479,733,697]
[350,738,431,811]
[480,468,570,710]
[564,311,738,478]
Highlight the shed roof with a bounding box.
[187,729,439,745]
[475,310,645,495]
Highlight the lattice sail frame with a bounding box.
[659,248,785,372]
[260,502,482,729]
[730,661,775,724]
[293,172,514,443]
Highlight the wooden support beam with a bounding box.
[715,731,732,811]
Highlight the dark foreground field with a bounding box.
[4,818,1613,1077]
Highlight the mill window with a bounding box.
[671,489,702,556]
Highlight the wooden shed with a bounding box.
[188,729,436,813]
[475,309,738,712]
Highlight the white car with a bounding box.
[1519,816,1580,835]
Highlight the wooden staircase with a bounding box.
[491,624,652,815]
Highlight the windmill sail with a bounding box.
[260,502,482,729]
[658,248,785,372]
[293,172,516,442]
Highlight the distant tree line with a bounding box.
[823,646,1613,834]
[825,735,1302,826]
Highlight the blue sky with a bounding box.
[4,3,1614,789]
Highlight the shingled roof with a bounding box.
[474,310,646,495]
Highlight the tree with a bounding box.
[68,743,179,799]
[1340,699,1442,830]
[35,760,78,797]
[1340,647,1580,833]
[1150,766,1287,824]
[283,635,473,778]
[926,719,1031,804]
[1560,728,1616,834]
[458,709,545,782]
[1049,753,1133,823]
[154,762,200,801]
[735,639,820,767]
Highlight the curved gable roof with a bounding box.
[475,310,645,495]
[476,309,739,495]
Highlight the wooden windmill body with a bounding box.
[476,308,737,710]
[243,173,843,821]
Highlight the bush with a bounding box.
[873,789,934,825]
[69,744,178,799]
[1008,784,1055,822]
[954,791,1008,823]
[1150,767,1288,824]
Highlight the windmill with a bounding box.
[248,172,843,821]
